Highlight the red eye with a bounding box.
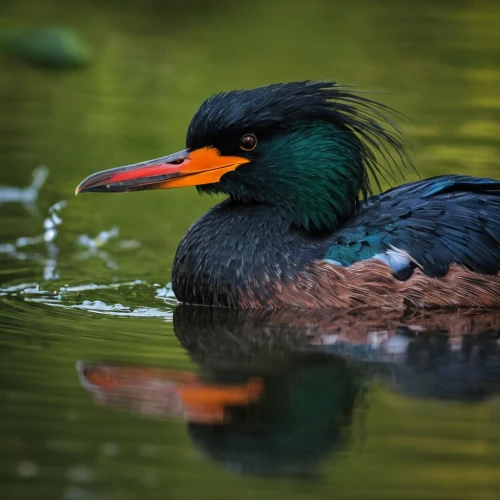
[240,133,257,151]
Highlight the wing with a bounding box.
[324,175,500,277]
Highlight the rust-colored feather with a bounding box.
[241,260,500,309]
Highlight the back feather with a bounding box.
[324,175,500,277]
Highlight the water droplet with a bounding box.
[44,228,57,242]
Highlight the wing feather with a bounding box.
[324,175,500,277]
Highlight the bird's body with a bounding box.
[173,175,500,308]
[77,81,500,309]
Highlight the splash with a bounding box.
[154,282,177,305]
[0,165,49,214]
[75,227,141,270]
[0,165,174,318]
[0,279,177,320]
[1,189,140,279]
[43,200,67,280]
[38,298,174,320]
[0,199,66,279]
[75,227,120,270]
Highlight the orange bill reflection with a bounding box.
[77,362,263,424]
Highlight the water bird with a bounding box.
[76,81,500,308]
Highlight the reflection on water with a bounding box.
[78,307,500,477]
[2,300,500,498]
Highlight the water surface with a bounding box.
[1,0,500,499]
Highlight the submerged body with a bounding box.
[76,81,500,308]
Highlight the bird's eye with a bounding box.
[239,133,257,151]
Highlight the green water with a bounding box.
[1,0,500,498]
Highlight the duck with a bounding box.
[76,81,500,308]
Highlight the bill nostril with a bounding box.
[169,158,185,166]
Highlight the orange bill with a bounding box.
[75,147,250,194]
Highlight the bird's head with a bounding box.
[76,81,412,232]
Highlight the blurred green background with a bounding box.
[1,0,499,499]
[2,0,500,285]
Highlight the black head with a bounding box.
[77,80,413,232]
[186,81,413,230]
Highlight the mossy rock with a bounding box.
[0,26,90,69]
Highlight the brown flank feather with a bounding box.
[241,260,500,309]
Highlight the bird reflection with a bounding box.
[78,307,500,475]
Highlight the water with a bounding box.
[1,0,500,498]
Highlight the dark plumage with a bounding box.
[326,175,500,277]
[187,81,412,189]
[76,80,500,308]
[187,81,413,231]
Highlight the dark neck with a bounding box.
[197,122,366,233]
[172,199,328,306]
